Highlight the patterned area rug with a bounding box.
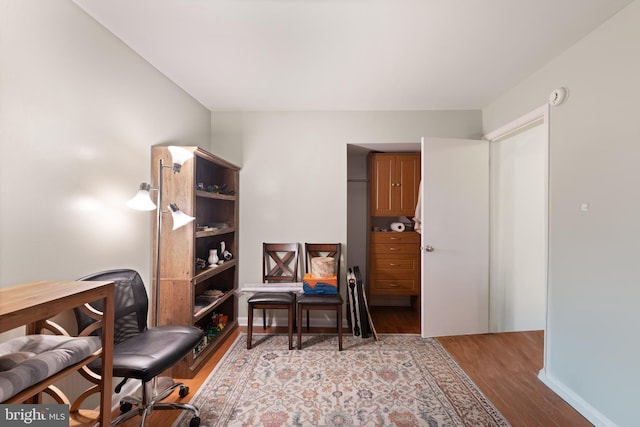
[174,334,510,427]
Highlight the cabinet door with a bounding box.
[370,153,420,216]
[395,154,420,216]
[370,154,395,216]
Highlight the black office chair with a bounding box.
[247,243,299,350]
[74,269,203,427]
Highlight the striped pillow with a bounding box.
[0,335,101,402]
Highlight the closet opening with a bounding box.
[346,143,421,334]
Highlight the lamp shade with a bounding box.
[126,183,157,211]
[169,203,195,230]
[168,146,194,173]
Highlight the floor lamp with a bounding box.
[126,145,195,400]
[126,145,195,326]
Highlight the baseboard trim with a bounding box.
[537,369,618,427]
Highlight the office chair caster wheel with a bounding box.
[179,385,189,398]
[189,416,201,427]
[119,401,133,413]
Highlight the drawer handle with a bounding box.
[390,237,400,240]
[389,247,399,251]
[388,283,400,287]
[388,263,400,266]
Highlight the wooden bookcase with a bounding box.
[152,146,239,378]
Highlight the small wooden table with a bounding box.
[0,280,114,426]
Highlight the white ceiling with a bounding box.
[73,0,633,112]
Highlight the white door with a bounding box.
[420,137,490,337]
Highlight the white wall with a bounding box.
[0,0,210,290]
[483,1,640,425]
[210,111,482,323]
[0,0,210,402]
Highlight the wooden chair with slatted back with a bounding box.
[297,243,343,351]
[246,243,299,350]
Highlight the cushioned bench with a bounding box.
[0,334,101,402]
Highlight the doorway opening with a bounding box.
[485,104,549,336]
[489,122,547,332]
[485,104,550,376]
[347,143,421,334]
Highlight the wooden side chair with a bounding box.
[247,243,299,350]
[297,243,343,351]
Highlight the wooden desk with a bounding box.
[0,280,114,426]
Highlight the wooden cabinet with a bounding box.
[368,152,421,301]
[153,146,239,378]
[368,232,420,296]
[369,153,420,217]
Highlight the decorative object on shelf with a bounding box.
[194,290,225,316]
[126,145,195,327]
[192,312,229,358]
[390,222,406,232]
[203,183,236,195]
[196,222,231,233]
[212,313,228,331]
[208,249,219,267]
[198,289,223,304]
[195,258,207,270]
[219,241,233,261]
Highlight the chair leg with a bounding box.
[288,303,294,350]
[306,310,310,331]
[293,304,297,333]
[337,305,343,351]
[262,308,267,330]
[296,304,303,350]
[247,304,253,349]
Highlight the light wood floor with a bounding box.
[114,307,592,427]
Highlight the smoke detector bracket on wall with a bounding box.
[549,87,568,106]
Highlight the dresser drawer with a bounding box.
[370,277,418,295]
[371,243,419,255]
[370,254,419,273]
[368,232,420,297]
[370,231,420,245]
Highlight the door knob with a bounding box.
[425,245,435,252]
